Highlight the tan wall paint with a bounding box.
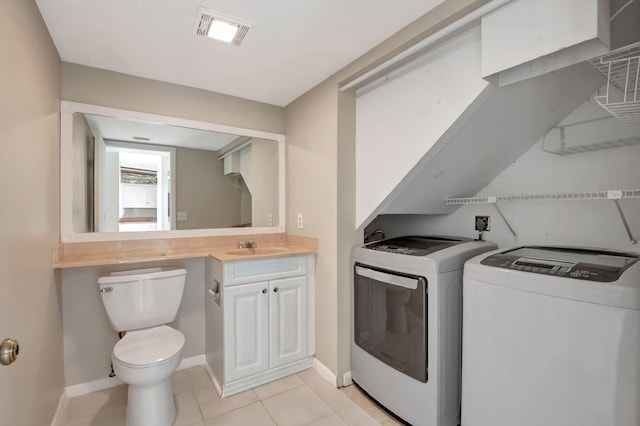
[285,78,339,372]
[72,113,91,233]
[61,258,206,386]
[0,0,65,424]
[58,65,286,386]
[175,147,243,229]
[62,63,286,134]
[250,139,279,227]
[284,0,491,383]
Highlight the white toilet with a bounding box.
[98,267,187,426]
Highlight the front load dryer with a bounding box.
[462,246,640,426]
[351,236,497,426]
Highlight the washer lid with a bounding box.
[481,246,640,282]
[364,235,470,256]
[113,326,184,367]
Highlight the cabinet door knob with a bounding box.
[273,287,279,293]
[262,288,268,294]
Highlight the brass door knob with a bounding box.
[0,338,19,366]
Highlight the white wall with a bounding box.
[367,94,640,252]
[61,258,205,386]
[482,0,609,84]
[356,25,488,227]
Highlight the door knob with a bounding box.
[0,338,19,366]
[273,287,279,293]
[262,288,268,294]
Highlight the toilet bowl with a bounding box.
[112,326,185,426]
[98,267,187,426]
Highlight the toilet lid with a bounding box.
[113,326,185,367]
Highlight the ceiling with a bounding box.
[84,113,240,151]
[35,0,444,107]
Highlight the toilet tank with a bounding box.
[98,267,187,332]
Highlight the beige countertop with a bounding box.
[54,234,316,268]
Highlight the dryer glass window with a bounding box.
[353,263,427,382]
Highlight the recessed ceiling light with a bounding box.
[207,20,238,43]
[195,7,251,46]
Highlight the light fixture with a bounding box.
[195,7,251,46]
[207,20,238,43]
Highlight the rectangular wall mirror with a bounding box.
[60,101,285,242]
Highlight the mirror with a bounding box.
[61,102,285,242]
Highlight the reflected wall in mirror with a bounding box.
[61,102,285,242]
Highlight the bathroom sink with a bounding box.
[225,247,290,256]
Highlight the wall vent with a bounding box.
[195,7,251,46]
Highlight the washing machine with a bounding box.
[462,246,640,426]
[351,236,497,426]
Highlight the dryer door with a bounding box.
[354,263,428,382]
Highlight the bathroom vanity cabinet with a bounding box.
[205,254,315,396]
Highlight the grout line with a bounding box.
[259,400,280,426]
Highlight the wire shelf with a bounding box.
[446,189,640,244]
[445,189,640,205]
[591,42,640,122]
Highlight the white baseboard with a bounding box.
[64,354,205,398]
[177,354,206,371]
[65,376,124,398]
[204,363,223,396]
[50,391,69,426]
[222,357,313,397]
[342,370,353,386]
[312,357,338,386]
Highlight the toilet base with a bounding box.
[125,379,175,426]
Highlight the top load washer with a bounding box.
[462,246,640,426]
[351,236,497,426]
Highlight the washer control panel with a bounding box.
[480,246,640,283]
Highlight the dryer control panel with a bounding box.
[481,246,640,282]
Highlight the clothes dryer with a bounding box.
[462,246,640,426]
[351,236,497,426]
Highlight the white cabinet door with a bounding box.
[122,183,157,208]
[224,281,269,382]
[269,276,307,369]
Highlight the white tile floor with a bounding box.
[61,366,404,426]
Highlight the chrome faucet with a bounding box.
[237,239,257,248]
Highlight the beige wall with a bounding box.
[286,78,340,373]
[284,0,491,383]
[175,147,243,229]
[72,113,91,232]
[62,63,286,134]
[58,65,287,387]
[250,139,279,227]
[61,258,206,386]
[0,0,65,424]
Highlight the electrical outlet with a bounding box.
[268,213,273,226]
[475,215,491,232]
[177,211,188,221]
[297,213,304,229]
